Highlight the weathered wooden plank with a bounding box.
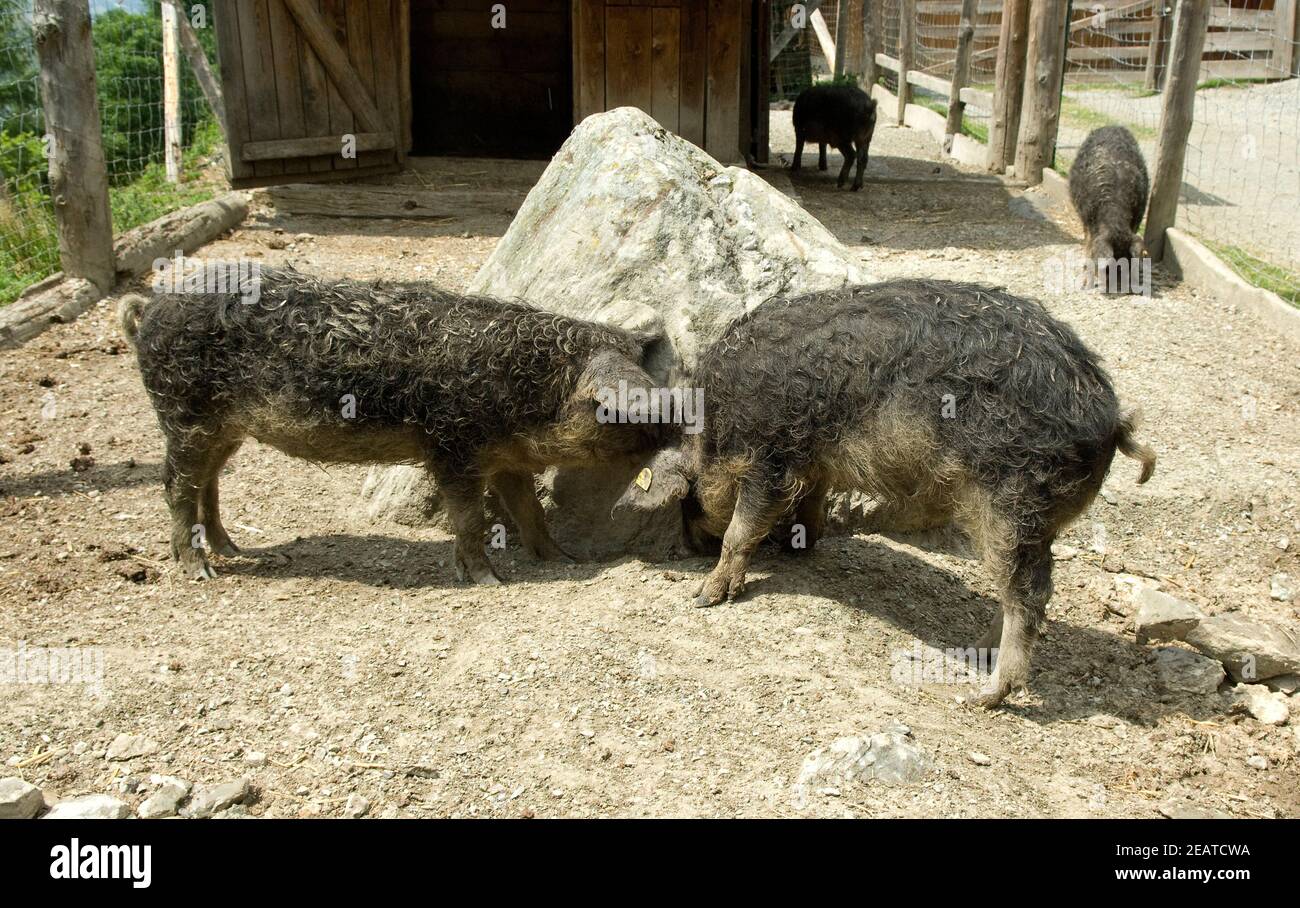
[320,0,357,172]
[1013,0,1065,185]
[810,8,836,69]
[267,184,525,219]
[651,6,681,132]
[369,0,402,165]
[574,0,606,120]
[169,0,226,133]
[241,131,395,161]
[267,0,307,170]
[162,0,182,182]
[212,0,253,181]
[944,0,977,144]
[606,5,654,113]
[705,0,742,163]
[679,0,707,146]
[283,0,386,132]
[237,0,285,179]
[297,0,335,173]
[897,0,915,125]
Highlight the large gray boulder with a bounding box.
[363,107,869,558]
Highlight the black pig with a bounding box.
[1069,125,1150,291]
[120,268,659,584]
[617,279,1155,708]
[792,82,877,191]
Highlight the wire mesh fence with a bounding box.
[0,0,225,306]
[1060,0,1299,304]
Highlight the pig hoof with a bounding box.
[692,594,717,608]
[851,184,863,192]
[211,538,240,557]
[181,559,217,581]
[971,682,1012,709]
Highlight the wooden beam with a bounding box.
[864,0,882,85]
[1144,0,1209,262]
[810,9,837,70]
[168,0,226,134]
[988,0,1029,174]
[770,0,823,62]
[33,0,115,292]
[1013,0,1066,185]
[833,0,852,77]
[162,0,181,182]
[241,132,395,162]
[267,184,525,220]
[1273,0,1298,77]
[1143,1,1170,92]
[897,0,915,125]
[282,0,385,133]
[944,0,977,146]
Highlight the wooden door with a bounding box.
[213,0,410,188]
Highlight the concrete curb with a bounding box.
[1164,228,1300,344]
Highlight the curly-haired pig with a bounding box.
[792,82,878,191]
[1069,125,1150,292]
[119,267,661,584]
[616,279,1155,708]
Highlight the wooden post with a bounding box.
[162,0,181,183]
[33,0,115,292]
[944,0,977,147]
[1143,1,1171,92]
[1013,0,1066,185]
[167,0,226,135]
[1271,0,1297,77]
[1144,0,1209,262]
[988,0,1029,172]
[864,0,881,87]
[833,0,851,77]
[897,0,915,125]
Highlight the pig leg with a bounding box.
[489,471,574,563]
[818,143,828,171]
[973,540,1053,708]
[694,475,788,608]
[852,142,869,191]
[438,473,502,586]
[162,432,228,580]
[836,143,856,188]
[197,438,244,557]
[792,129,805,172]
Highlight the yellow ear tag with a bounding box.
[635,468,653,491]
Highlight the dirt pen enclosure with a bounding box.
[1,0,1299,825]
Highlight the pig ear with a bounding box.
[581,349,656,419]
[613,449,691,513]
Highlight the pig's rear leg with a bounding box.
[695,473,789,608]
[972,540,1053,709]
[198,438,244,557]
[776,479,828,554]
[163,432,231,580]
[818,143,829,171]
[490,471,575,563]
[438,472,502,586]
[792,130,805,171]
[836,143,856,188]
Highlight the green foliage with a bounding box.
[1207,242,1300,308]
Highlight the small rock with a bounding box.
[0,777,45,819]
[797,731,930,789]
[967,751,992,766]
[183,778,251,818]
[1232,684,1290,726]
[1101,554,1126,573]
[344,794,370,818]
[1278,536,1290,552]
[1134,589,1202,644]
[1246,755,1268,771]
[43,794,130,819]
[1270,573,1293,603]
[1151,646,1225,695]
[1051,543,1080,561]
[138,777,191,819]
[1264,673,1300,695]
[106,733,159,762]
[243,751,267,766]
[1183,614,1300,681]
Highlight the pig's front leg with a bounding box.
[438,471,502,586]
[694,477,786,608]
[489,471,575,563]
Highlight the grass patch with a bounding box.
[1205,241,1300,308]
[1058,97,1158,141]
[1,118,223,307]
[915,97,989,143]
[1196,77,1273,91]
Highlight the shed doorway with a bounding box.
[410,0,574,158]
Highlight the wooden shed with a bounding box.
[213,0,769,189]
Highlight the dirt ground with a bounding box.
[2,112,1298,818]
